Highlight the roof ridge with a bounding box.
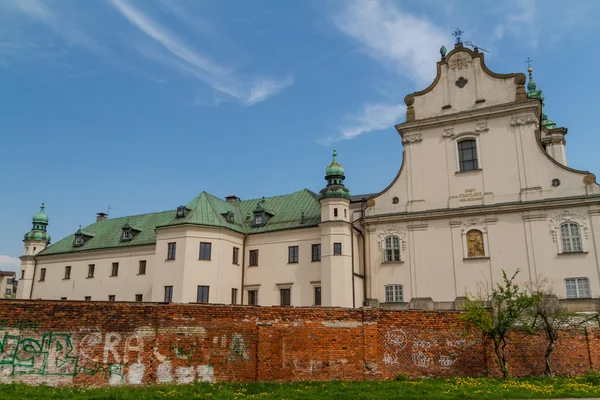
[239,189,312,204]
[97,209,175,223]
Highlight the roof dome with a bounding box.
[24,230,51,242]
[32,203,49,224]
[325,150,345,177]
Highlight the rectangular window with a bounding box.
[197,285,210,303]
[60,297,67,300]
[231,288,238,305]
[108,295,116,302]
[334,208,338,217]
[111,262,119,277]
[314,287,321,306]
[199,242,212,260]
[312,244,321,262]
[20,270,24,280]
[248,290,258,305]
[334,243,342,255]
[138,260,146,275]
[164,286,173,303]
[280,288,291,306]
[344,209,347,218]
[565,278,591,298]
[249,250,259,266]
[458,139,479,171]
[385,285,403,303]
[135,294,143,302]
[5,289,11,295]
[88,264,95,278]
[233,247,239,264]
[288,246,299,263]
[85,296,91,301]
[255,214,263,225]
[39,268,46,282]
[64,266,71,280]
[167,242,176,260]
[7,278,13,285]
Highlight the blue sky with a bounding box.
[2,0,600,272]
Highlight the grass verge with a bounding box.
[1,375,600,399]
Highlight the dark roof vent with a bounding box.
[176,206,188,218]
[96,212,108,222]
[225,195,241,203]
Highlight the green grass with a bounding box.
[1,375,600,399]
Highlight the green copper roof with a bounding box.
[32,203,49,224]
[24,203,51,243]
[325,149,345,176]
[24,230,51,242]
[320,150,351,200]
[38,189,321,256]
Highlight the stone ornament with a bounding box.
[510,115,538,126]
[475,122,489,133]
[455,77,468,88]
[461,218,486,234]
[513,73,526,85]
[584,174,596,185]
[442,128,455,138]
[541,136,566,145]
[402,134,423,145]
[447,52,472,70]
[549,210,590,242]
[377,225,407,251]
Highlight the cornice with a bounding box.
[362,195,600,225]
[396,100,540,136]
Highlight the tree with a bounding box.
[460,269,539,378]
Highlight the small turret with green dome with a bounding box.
[319,150,351,200]
[526,67,557,130]
[24,203,51,243]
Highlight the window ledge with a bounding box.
[198,258,212,261]
[137,273,146,276]
[382,261,404,265]
[455,169,482,175]
[86,277,94,279]
[165,259,175,262]
[463,256,490,260]
[109,275,118,278]
[288,262,299,265]
[558,251,588,256]
[311,260,321,263]
[247,265,259,268]
[62,278,70,281]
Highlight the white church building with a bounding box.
[17,41,600,310]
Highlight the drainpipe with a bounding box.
[29,257,38,300]
[352,224,366,306]
[240,234,247,304]
[351,229,356,308]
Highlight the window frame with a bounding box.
[314,286,321,306]
[249,250,259,267]
[196,285,210,303]
[455,136,481,172]
[288,246,299,264]
[88,264,95,278]
[167,242,177,260]
[311,244,321,262]
[164,286,173,303]
[247,289,258,305]
[233,247,239,265]
[39,268,46,282]
[111,262,119,277]
[385,284,403,303]
[84,296,91,301]
[333,242,342,255]
[135,294,143,302]
[231,288,238,305]
[64,266,71,280]
[560,222,583,253]
[138,260,147,275]
[280,288,291,306]
[199,242,212,260]
[565,278,591,299]
[382,235,401,263]
[108,295,116,302]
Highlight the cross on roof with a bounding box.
[525,57,534,69]
[453,29,464,44]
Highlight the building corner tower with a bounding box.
[319,150,353,307]
[17,203,51,299]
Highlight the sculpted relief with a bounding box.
[466,229,485,257]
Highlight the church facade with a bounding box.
[17,42,600,310]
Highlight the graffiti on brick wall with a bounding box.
[0,326,250,386]
[382,328,482,369]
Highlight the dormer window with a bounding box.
[176,206,187,218]
[74,235,85,247]
[255,214,263,225]
[223,211,234,223]
[122,229,133,242]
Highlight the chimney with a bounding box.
[225,195,241,204]
[96,212,108,222]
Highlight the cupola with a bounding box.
[24,203,51,243]
[526,67,556,130]
[319,150,351,200]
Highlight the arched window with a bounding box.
[560,222,582,252]
[466,229,485,257]
[383,235,401,262]
[458,139,478,171]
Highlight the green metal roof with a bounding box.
[38,189,321,256]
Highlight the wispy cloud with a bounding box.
[0,255,20,273]
[320,103,405,145]
[109,0,293,105]
[492,0,539,46]
[333,0,447,85]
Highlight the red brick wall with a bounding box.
[0,300,597,386]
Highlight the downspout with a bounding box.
[240,234,247,304]
[352,225,366,306]
[29,257,38,300]
[351,228,356,308]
